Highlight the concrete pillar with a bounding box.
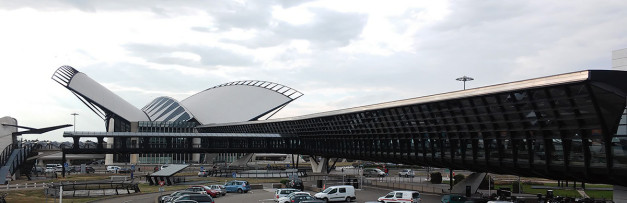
[105,137,114,165]
[130,154,138,164]
[0,117,17,151]
[192,138,201,163]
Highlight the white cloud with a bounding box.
[1,0,627,142]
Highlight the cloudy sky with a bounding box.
[1,0,627,141]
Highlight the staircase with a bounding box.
[0,143,39,184]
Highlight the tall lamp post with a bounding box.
[71,113,78,132]
[449,76,474,192]
[456,76,474,90]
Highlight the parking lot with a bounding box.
[93,186,442,203]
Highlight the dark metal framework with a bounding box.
[62,70,627,186]
[197,70,627,186]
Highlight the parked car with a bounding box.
[378,190,421,203]
[208,185,226,196]
[162,190,202,203]
[288,194,325,203]
[275,188,300,202]
[441,194,467,203]
[363,168,386,177]
[286,178,304,191]
[118,168,134,173]
[278,192,310,203]
[107,166,121,173]
[198,169,209,177]
[224,180,251,193]
[186,185,219,197]
[313,185,356,202]
[398,169,415,178]
[170,193,214,203]
[46,164,63,172]
[44,167,56,173]
[32,166,44,174]
[69,166,95,173]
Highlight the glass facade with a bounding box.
[137,121,196,164]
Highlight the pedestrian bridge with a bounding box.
[63,70,627,187]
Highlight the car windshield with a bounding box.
[384,192,394,198]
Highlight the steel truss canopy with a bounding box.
[52,66,303,125]
[195,70,627,186]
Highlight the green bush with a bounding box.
[430,172,442,184]
[280,179,290,185]
[453,174,465,185]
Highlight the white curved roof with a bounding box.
[53,66,149,122]
[181,81,301,124]
[54,66,303,125]
[142,96,193,122]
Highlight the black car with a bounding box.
[69,166,96,173]
[118,168,134,173]
[289,194,324,203]
[171,194,214,203]
[286,179,304,191]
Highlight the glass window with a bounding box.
[568,134,583,166]
[516,139,529,165]
[339,188,346,193]
[613,136,627,167]
[533,137,546,165]
[395,192,403,198]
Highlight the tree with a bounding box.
[430,172,442,184]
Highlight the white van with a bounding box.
[378,190,421,203]
[314,185,356,202]
[107,166,121,173]
[46,164,62,172]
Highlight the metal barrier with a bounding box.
[44,180,140,197]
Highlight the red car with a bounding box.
[186,185,220,198]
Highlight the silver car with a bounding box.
[209,184,226,196]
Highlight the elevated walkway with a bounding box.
[0,144,39,184]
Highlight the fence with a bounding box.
[209,169,307,178]
[0,182,48,190]
[303,174,445,194]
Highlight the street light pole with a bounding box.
[456,76,474,90]
[449,76,474,192]
[71,113,78,132]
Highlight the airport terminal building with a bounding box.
[52,66,302,165]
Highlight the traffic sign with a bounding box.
[200,166,204,171]
[232,172,237,178]
[131,165,135,170]
[64,163,69,168]
[159,181,165,186]
[159,187,165,192]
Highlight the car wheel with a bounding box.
[399,174,402,177]
[345,197,351,202]
[323,197,329,203]
[237,188,243,193]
